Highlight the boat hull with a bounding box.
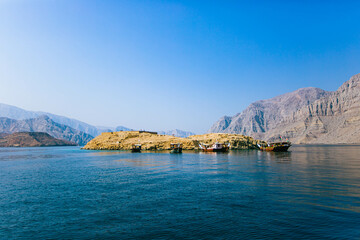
[201,148,229,153]
[170,148,182,153]
[260,145,291,152]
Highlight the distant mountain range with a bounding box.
[0,103,195,145]
[158,129,195,138]
[209,73,360,144]
[0,116,93,145]
[0,103,129,137]
[0,132,76,147]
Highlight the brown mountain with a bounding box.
[0,115,93,145]
[209,73,360,144]
[0,132,76,147]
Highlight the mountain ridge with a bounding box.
[209,73,360,144]
[0,115,93,145]
[0,103,129,137]
[158,129,195,138]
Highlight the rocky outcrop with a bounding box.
[82,131,263,150]
[0,116,93,145]
[209,73,360,144]
[0,132,76,147]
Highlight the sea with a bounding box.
[0,145,359,239]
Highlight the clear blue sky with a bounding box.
[0,0,359,133]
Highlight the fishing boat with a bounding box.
[170,143,182,153]
[199,142,230,152]
[131,144,142,153]
[258,141,291,152]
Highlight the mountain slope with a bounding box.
[209,73,360,144]
[0,116,93,145]
[0,103,129,136]
[209,87,331,139]
[265,73,360,143]
[0,132,76,147]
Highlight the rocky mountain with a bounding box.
[209,73,360,144]
[0,132,76,147]
[0,115,93,145]
[0,103,129,136]
[209,87,331,138]
[158,129,195,138]
[265,73,360,144]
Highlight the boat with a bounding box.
[131,144,142,152]
[199,142,230,152]
[258,141,291,152]
[170,143,182,153]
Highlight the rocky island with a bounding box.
[82,131,264,151]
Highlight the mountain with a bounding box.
[209,87,331,139]
[209,73,360,144]
[115,126,132,131]
[265,73,360,144]
[0,103,129,136]
[0,132,76,147]
[158,129,195,138]
[0,115,93,145]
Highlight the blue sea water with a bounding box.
[0,145,360,239]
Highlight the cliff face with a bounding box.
[82,131,262,150]
[265,74,360,143]
[0,132,76,147]
[209,87,331,139]
[209,73,360,144]
[0,116,93,145]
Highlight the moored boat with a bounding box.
[170,143,182,153]
[258,141,291,152]
[199,142,230,152]
[131,144,142,152]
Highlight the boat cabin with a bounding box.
[131,144,142,152]
[199,142,230,152]
[170,143,182,153]
[170,143,182,149]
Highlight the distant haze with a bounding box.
[1,1,359,133]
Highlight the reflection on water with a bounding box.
[258,151,293,163]
[0,145,360,239]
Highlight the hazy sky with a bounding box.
[0,0,359,133]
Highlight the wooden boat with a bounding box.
[170,143,182,153]
[199,142,230,152]
[258,141,291,152]
[131,144,142,152]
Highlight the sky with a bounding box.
[0,0,359,133]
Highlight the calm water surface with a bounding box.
[0,145,359,239]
